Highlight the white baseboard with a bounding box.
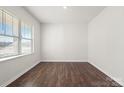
[41,60,88,62]
[89,61,124,86]
[1,61,40,87]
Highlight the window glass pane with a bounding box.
[0,36,18,58]
[0,10,4,34]
[5,13,12,35]
[21,22,32,39]
[21,39,31,54]
[25,24,32,39]
[5,13,13,36]
[21,22,25,37]
[2,12,6,34]
[13,17,19,36]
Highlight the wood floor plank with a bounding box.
[7,62,122,87]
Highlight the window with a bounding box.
[21,22,32,54]
[0,9,33,59]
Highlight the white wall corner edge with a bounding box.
[40,60,88,62]
[88,60,124,87]
[0,60,41,87]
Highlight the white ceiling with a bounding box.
[25,6,105,24]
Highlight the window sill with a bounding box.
[0,53,33,62]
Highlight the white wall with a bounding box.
[41,23,88,62]
[88,6,124,86]
[0,6,41,86]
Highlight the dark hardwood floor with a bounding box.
[8,62,121,87]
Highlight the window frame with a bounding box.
[0,9,34,61]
